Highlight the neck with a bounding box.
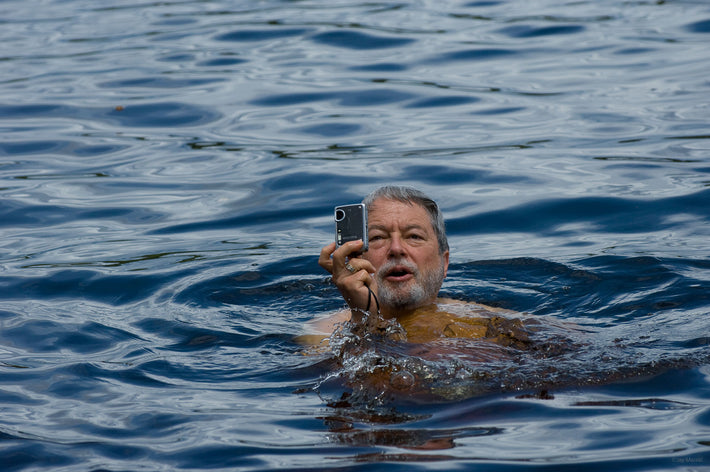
[381,300,439,321]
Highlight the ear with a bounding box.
[442,250,449,278]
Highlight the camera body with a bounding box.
[334,203,368,251]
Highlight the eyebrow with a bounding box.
[369,223,430,233]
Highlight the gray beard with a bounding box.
[375,258,445,312]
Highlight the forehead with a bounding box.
[368,198,433,229]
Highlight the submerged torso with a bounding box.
[301,299,581,403]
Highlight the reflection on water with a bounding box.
[1,0,710,470]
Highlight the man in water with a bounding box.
[307,186,562,405]
[313,185,516,344]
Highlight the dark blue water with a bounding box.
[1,0,710,470]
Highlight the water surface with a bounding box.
[1,0,709,470]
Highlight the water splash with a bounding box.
[316,303,709,408]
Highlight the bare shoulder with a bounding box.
[437,298,581,337]
[436,297,518,315]
[294,309,350,347]
[309,309,351,334]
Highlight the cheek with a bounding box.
[420,251,444,268]
[363,250,384,268]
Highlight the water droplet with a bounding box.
[390,370,415,390]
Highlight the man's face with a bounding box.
[363,198,449,315]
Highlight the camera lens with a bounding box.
[335,209,346,221]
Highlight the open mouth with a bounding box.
[384,265,414,281]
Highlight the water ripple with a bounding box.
[686,18,710,33]
[215,28,313,42]
[1,0,710,470]
[0,269,181,305]
[0,102,221,128]
[310,30,416,50]
[496,24,585,38]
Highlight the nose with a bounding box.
[387,233,406,258]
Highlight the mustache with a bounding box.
[376,258,418,278]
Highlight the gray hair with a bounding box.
[363,186,449,254]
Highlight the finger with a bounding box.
[338,239,366,262]
[333,249,369,279]
[322,240,365,277]
[318,242,336,274]
[337,259,377,303]
[356,259,376,275]
[343,258,376,276]
[340,269,374,309]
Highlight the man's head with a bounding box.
[361,186,449,317]
[363,186,449,255]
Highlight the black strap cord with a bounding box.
[365,286,380,315]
